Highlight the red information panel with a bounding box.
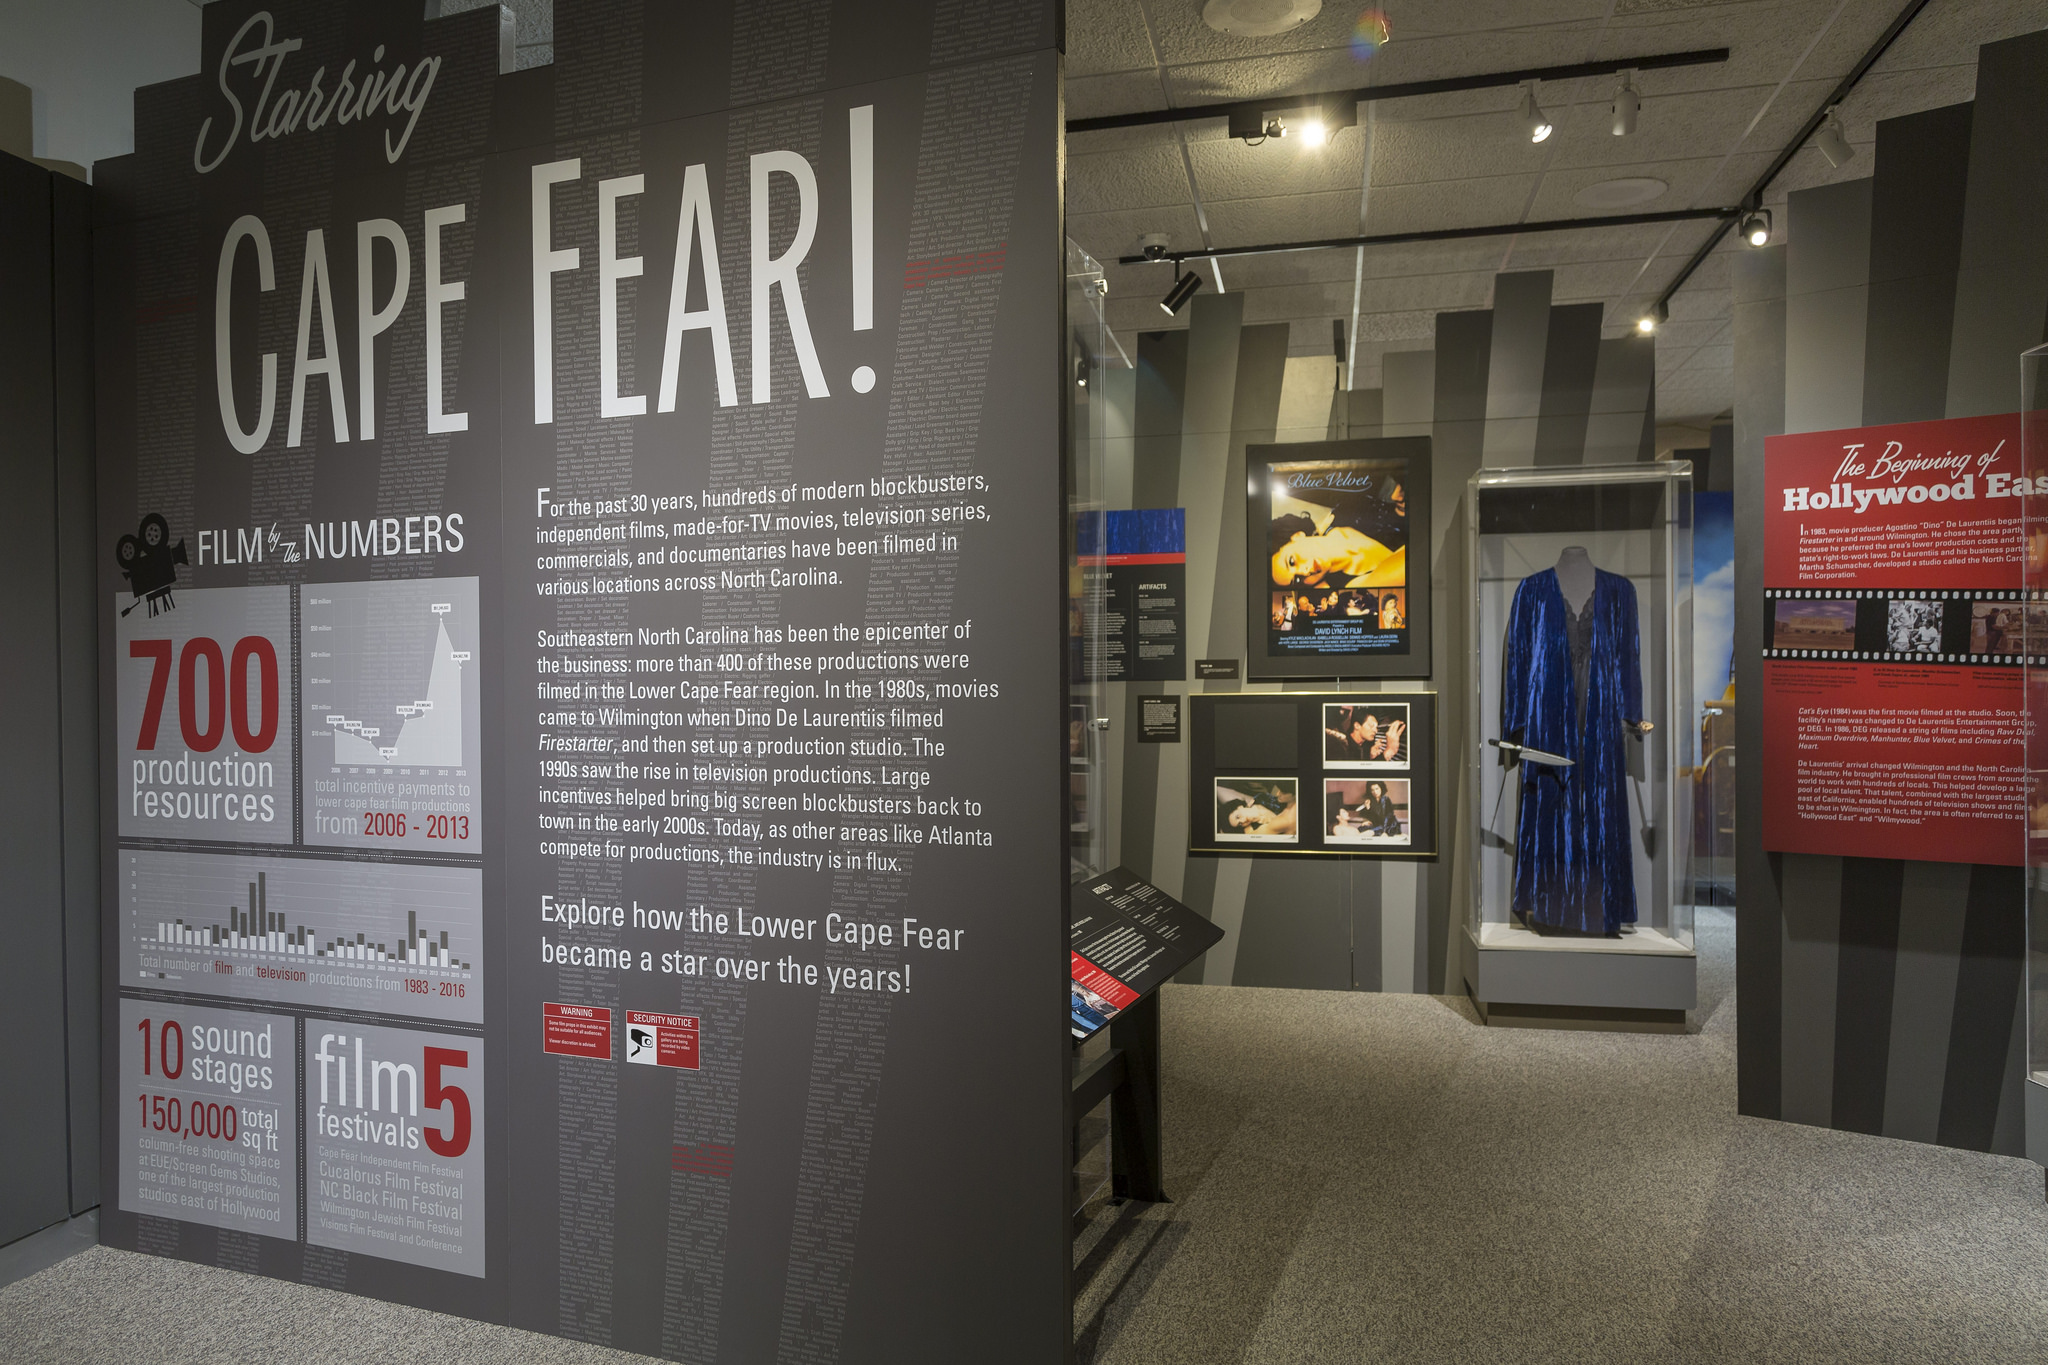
[1070,952,1140,1011]
[1762,413,2027,865]
[542,1003,613,1059]
[624,1011,701,1070]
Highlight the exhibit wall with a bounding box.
[1733,30,2048,1156]
[92,0,1068,1359]
[1092,274,1655,994]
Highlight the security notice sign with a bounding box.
[95,1,1067,1358]
[1760,413,2027,865]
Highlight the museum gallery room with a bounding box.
[3,0,2048,1360]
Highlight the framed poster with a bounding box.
[1188,691,1437,858]
[1247,437,1432,679]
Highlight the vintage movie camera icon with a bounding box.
[117,513,188,617]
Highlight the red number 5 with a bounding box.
[423,1047,472,1157]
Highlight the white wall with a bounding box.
[0,0,201,175]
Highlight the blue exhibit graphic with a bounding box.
[123,849,483,1025]
[302,578,482,852]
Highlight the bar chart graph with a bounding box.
[124,850,483,1023]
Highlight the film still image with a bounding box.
[1267,461,1407,593]
[1214,778,1300,843]
[1886,600,1943,653]
[1772,598,1857,651]
[1325,779,1410,846]
[1969,602,2048,655]
[1271,587,1406,634]
[1322,702,1409,769]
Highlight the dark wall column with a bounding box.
[1732,243,1785,1120]
[0,151,76,1245]
[1945,30,2048,419]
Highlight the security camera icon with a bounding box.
[628,1026,656,1062]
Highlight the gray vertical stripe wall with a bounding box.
[1112,264,1655,996]
[1734,29,2048,1159]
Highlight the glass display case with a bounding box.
[2022,344,2048,1166]
[1464,462,1697,1019]
[1066,240,1115,883]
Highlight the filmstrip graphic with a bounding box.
[1761,588,2048,665]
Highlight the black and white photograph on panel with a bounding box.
[1212,778,1301,844]
[1322,701,1409,769]
[1188,691,1436,857]
[1325,778,1412,847]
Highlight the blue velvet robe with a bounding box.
[1501,568,1643,934]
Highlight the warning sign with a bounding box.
[542,1003,612,1059]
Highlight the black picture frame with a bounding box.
[1246,437,1432,680]
[1187,691,1437,859]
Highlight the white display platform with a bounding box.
[1476,921,1694,955]
[1462,917,1698,1014]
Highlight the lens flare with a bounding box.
[1351,9,1391,60]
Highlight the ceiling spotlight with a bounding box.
[1611,72,1639,137]
[1075,356,1090,389]
[1636,302,1668,335]
[1519,82,1553,144]
[1813,107,1854,169]
[1739,207,1773,248]
[1299,118,1329,148]
[1160,270,1203,316]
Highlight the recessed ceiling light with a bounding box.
[1573,178,1668,210]
[1202,0,1322,38]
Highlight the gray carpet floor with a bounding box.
[4,908,2045,1362]
[1072,908,2048,1363]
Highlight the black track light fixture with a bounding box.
[1739,207,1773,247]
[1160,270,1203,316]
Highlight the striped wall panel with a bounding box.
[1735,49,2048,1157]
[1098,259,1655,995]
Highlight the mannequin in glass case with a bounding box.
[1501,547,1649,935]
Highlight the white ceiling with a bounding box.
[1065,0,2048,425]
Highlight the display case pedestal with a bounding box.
[1461,925,1695,1028]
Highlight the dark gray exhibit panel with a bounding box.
[88,0,1069,1358]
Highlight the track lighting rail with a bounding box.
[1117,206,1739,267]
[1067,47,1729,136]
[1648,0,1935,318]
